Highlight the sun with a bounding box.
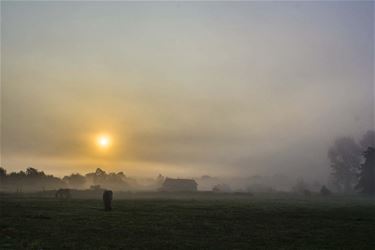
[96,134,112,149]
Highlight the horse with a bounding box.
[55,188,71,199]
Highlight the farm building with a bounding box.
[160,178,198,192]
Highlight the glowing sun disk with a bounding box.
[97,135,111,149]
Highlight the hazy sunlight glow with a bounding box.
[97,135,111,149]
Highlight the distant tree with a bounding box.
[94,168,107,184]
[116,172,126,179]
[7,171,25,191]
[0,167,6,177]
[107,173,125,185]
[95,168,106,177]
[360,130,375,150]
[85,168,129,190]
[86,168,107,185]
[63,173,86,189]
[0,167,6,186]
[1,167,64,191]
[356,147,375,195]
[26,167,45,177]
[328,137,362,193]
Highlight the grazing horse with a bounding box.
[103,190,113,211]
[55,188,71,199]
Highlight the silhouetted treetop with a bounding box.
[328,137,361,193]
[356,147,375,196]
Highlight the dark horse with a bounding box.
[103,190,113,211]
[55,188,71,199]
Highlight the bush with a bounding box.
[320,185,331,196]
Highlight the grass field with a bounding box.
[1,193,374,249]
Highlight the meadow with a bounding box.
[1,193,374,250]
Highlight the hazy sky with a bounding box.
[1,1,374,179]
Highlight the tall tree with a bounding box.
[26,167,44,177]
[328,137,362,193]
[356,147,375,195]
[0,167,6,177]
[360,130,375,150]
[0,167,7,185]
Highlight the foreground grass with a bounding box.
[1,193,374,249]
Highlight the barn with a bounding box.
[160,178,198,192]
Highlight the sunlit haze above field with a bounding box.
[1,1,374,179]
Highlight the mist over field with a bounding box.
[1,2,375,250]
[1,1,374,186]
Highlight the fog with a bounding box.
[1,1,374,186]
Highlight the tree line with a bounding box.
[328,130,375,195]
[0,167,135,192]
